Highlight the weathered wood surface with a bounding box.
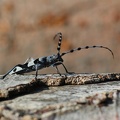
[0,73,120,120]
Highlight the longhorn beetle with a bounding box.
[0,32,114,79]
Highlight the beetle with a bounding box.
[0,32,114,79]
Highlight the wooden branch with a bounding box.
[0,90,117,120]
[0,73,120,100]
[0,73,120,120]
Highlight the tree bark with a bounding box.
[0,73,120,120]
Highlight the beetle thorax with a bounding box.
[46,54,63,65]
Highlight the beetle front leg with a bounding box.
[35,64,39,80]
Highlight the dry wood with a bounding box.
[0,73,120,99]
[0,73,120,120]
[0,90,118,120]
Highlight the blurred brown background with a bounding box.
[0,0,120,75]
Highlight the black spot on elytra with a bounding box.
[34,59,39,64]
[13,68,17,72]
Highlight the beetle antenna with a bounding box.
[54,32,62,54]
[61,45,114,59]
